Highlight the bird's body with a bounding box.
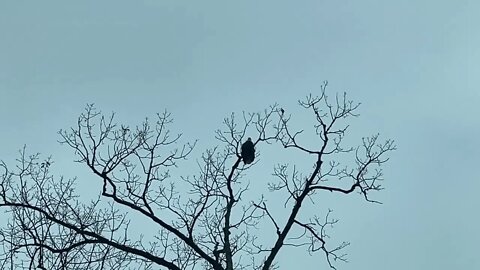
[241,137,255,165]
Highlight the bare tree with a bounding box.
[0,84,395,270]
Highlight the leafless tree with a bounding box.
[0,84,395,270]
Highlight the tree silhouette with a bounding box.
[0,85,395,270]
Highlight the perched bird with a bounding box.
[241,137,255,165]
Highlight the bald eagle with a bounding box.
[241,137,255,165]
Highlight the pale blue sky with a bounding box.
[1,1,479,269]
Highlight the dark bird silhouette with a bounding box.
[241,137,255,165]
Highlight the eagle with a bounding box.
[241,137,255,165]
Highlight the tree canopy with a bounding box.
[0,85,395,270]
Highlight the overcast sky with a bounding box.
[1,1,479,269]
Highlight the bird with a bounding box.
[241,137,255,165]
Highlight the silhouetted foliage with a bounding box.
[0,83,395,270]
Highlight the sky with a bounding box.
[1,0,479,269]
